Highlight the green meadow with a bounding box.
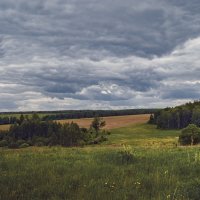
[1,123,200,200]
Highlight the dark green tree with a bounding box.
[32,113,40,121]
[90,116,106,135]
[148,114,154,124]
[19,114,25,125]
[191,108,200,126]
[179,124,200,145]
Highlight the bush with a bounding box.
[35,141,44,147]
[0,140,8,147]
[19,143,30,148]
[8,142,19,149]
[33,137,49,146]
[182,180,200,200]
[179,124,200,145]
[93,136,107,144]
[80,128,88,133]
[119,145,135,164]
[27,139,33,146]
[77,140,85,147]
[106,131,111,135]
[101,130,111,135]
[16,139,26,146]
[0,131,7,140]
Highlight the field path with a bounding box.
[57,114,150,129]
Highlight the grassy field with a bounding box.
[1,117,200,199]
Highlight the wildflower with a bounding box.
[135,182,141,185]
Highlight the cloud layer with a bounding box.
[0,0,200,111]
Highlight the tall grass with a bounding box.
[0,123,199,199]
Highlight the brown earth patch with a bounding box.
[57,114,150,130]
[0,124,11,131]
[0,114,150,131]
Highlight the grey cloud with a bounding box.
[162,89,200,100]
[1,0,200,57]
[0,100,17,110]
[161,84,200,99]
[0,0,200,111]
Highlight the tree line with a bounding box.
[0,115,108,148]
[0,109,159,125]
[0,116,18,125]
[149,101,200,129]
[42,109,158,121]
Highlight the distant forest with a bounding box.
[0,115,108,148]
[149,101,200,129]
[0,109,158,125]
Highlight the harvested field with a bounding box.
[0,114,150,131]
[57,114,150,129]
[0,124,11,131]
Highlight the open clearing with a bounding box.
[1,115,199,200]
[57,114,150,129]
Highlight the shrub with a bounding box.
[106,131,111,135]
[77,140,85,147]
[179,124,200,145]
[0,140,8,147]
[8,142,19,149]
[90,116,106,135]
[19,143,30,148]
[182,180,200,200]
[119,145,135,164]
[27,139,33,146]
[16,139,26,146]
[80,128,88,133]
[35,141,44,147]
[0,131,7,140]
[93,136,107,144]
[33,137,49,146]
[148,114,155,124]
[101,130,111,135]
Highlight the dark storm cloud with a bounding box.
[1,0,200,57]
[0,0,200,110]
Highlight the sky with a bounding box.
[0,0,200,111]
